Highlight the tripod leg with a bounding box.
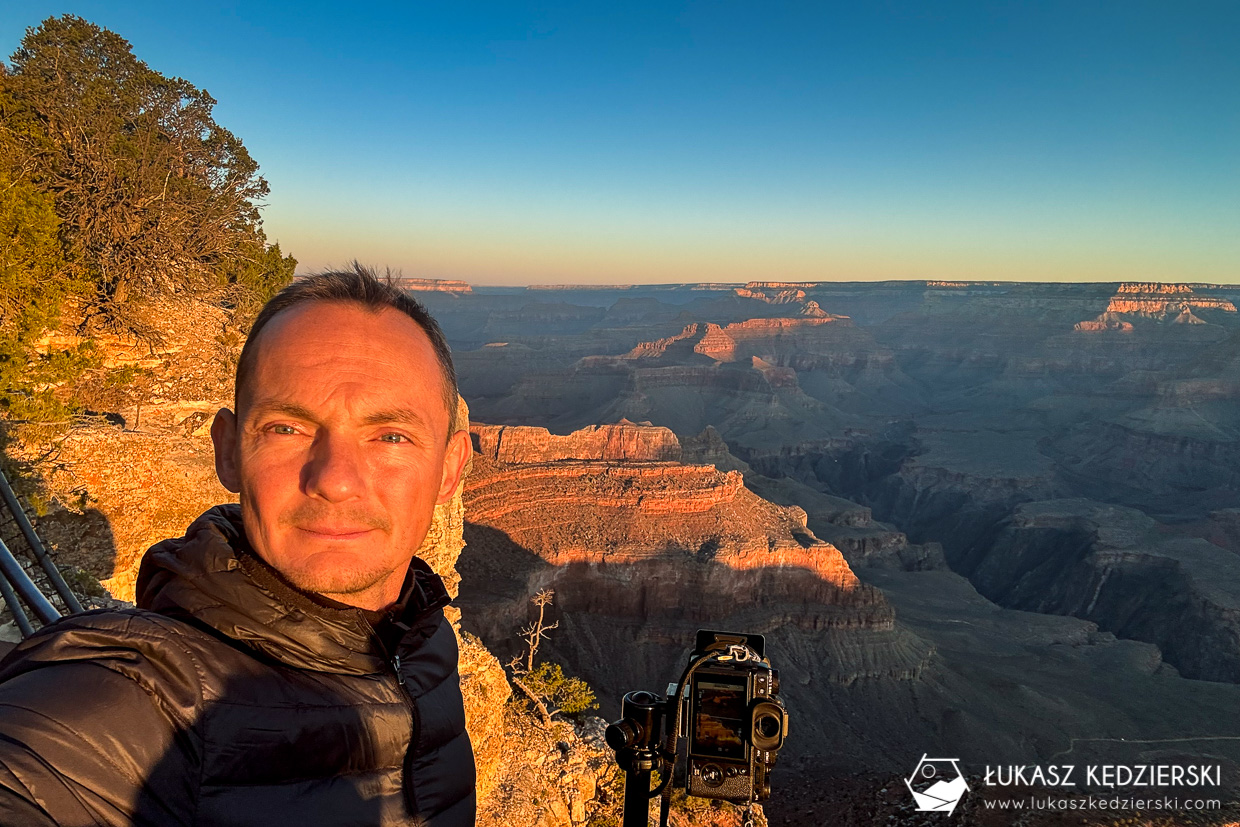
[621,768,652,827]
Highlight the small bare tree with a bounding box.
[506,589,597,725]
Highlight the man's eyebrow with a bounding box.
[361,408,430,429]
[246,401,317,423]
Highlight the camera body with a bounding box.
[684,631,788,802]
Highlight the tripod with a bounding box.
[605,691,668,827]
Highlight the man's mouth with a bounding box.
[295,526,376,540]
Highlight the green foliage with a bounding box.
[508,589,601,723]
[0,14,294,459]
[63,565,108,599]
[216,240,297,325]
[0,341,101,423]
[1,14,292,329]
[0,151,69,339]
[524,661,600,716]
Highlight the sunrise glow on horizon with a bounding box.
[3,2,1237,285]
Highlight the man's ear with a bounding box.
[211,408,242,494]
[436,429,472,505]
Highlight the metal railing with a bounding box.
[0,467,83,639]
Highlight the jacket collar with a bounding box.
[135,504,451,676]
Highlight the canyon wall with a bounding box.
[470,421,681,464]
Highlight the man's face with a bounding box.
[211,301,471,611]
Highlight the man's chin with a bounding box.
[278,556,390,602]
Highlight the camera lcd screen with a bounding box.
[690,673,747,761]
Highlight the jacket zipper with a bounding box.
[366,619,422,816]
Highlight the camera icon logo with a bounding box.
[905,754,968,815]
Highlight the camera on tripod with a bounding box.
[605,630,789,827]
[685,631,786,801]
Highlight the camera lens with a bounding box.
[605,720,642,751]
[700,764,725,787]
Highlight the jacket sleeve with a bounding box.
[0,661,198,827]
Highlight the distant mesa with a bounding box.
[734,286,806,303]
[1073,312,1135,333]
[1074,282,1236,331]
[1116,282,1197,295]
[527,284,635,291]
[392,276,473,293]
[1104,297,1234,315]
[743,281,823,289]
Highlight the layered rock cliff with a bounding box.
[471,421,682,463]
[457,422,938,782]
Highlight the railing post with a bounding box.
[0,573,34,638]
[0,538,61,626]
[0,469,84,614]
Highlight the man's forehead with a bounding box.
[239,300,447,417]
[259,301,433,351]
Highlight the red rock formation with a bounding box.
[462,442,892,634]
[724,316,845,332]
[1073,284,1237,331]
[1105,297,1236,314]
[469,421,682,463]
[733,286,806,303]
[465,458,745,522]
[1074,312,1135,332]
[693,322,738,361]
[618,316,879,375]
[623,324,708,359]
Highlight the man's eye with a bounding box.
[270,424,297,435]
[378,433,409,444]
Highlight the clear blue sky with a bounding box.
[3,2,1238,284]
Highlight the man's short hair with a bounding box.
[235,263,461,436]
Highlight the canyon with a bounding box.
[420,279,1240,819]
[9,279,1240,825]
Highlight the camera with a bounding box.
[683,631,788,802]
[606,629,789,826]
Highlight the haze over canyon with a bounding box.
[424,278,1240,818]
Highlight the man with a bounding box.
[0,265,476,826]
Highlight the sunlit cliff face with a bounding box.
[462,424,886,634]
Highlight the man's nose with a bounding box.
[302,432,365,501]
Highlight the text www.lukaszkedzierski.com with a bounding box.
[983,796,1221,811]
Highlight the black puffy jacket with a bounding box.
[0,505,476,826]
